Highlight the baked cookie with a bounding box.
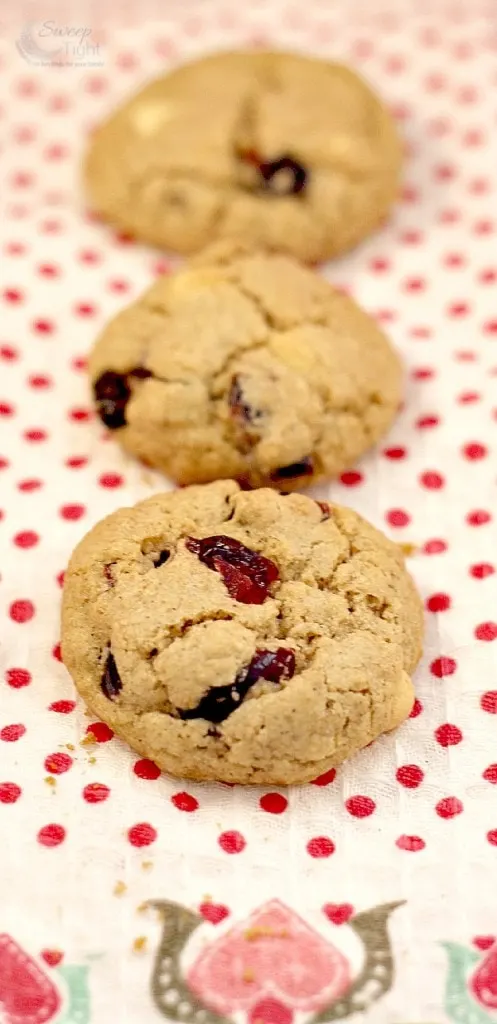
[61,481,423,785]
[85,50,402,263]
[90,248,402,491]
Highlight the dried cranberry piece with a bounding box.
[94,371,130,430]
[229,375,261,424]
[94,367,151,429]
[259,156,308,196]
[179,647,295,723]
[186,535,279,604]
[316,501,331,520]
[271,456,314,481]
[101,651,122,699]
[152,550,170,567]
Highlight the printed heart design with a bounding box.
[473,936,497,952]
[0,934,61,1023]
[199,902,230,925]
[41,949,64,967]
[323,903,354,926]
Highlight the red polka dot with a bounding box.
[49,700,76,714]
[470,563,495,579]
[455,350,476,362]
[29,374,52,389]
[403,277,426,293]
[426,593,451,613]
[386,509,410,528]
[74,302,97,318]
[396,835,425,852]
[24,429,47,443]
[78,249,101,265]
[435,724,463,747]
[60,504,85,521]
[37,261,60,276]
[486,830,497,847]
[0,724,26,742]
[411,367,434,381]
[339,471,362,486]
[65,457,88,469]
[32,319,54,335]
[307,837,335,858]
[14,530,39,549]
[483,765,497,784]
[475,623,497,642]
[3,288,23,304]
[83,783,110,803]
[133,759,161,780]
[384,446,406,460]
[444,252,465,268]
[423,539,447,555]
[369,257,390,273]
[345,796,376,818]
[0,782,21,804]
[431,657,457,678]
[86,722,114,742]
[416,415,439,429]
[128,822,157,847]
[463,442,487,460]
[260,793,288,814]
[5,668,31,689]
[52,643,61,662]
[171,792,199,812]
[448,302,469,318]
[56,571,65,588]
[481,692,497,714]
[218,830,246,854]
[108,278,130,294]
[309,770,336,782]
[37,824,66,847]
[18,479,42,492]
[44,753,72,775]
[0,345,18,362]
[396,765,424,788]
[458,391,480,405]
[409,699,423,718]
[478,269,496,285]
[436,797,463,819]
[420,471,444,490]
[0,458,8,470]
[69,408,91,423]
[9,600,34,623]
[99,472,123,489]
[467,509,491,526]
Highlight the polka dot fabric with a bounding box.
[1,3,497,1020]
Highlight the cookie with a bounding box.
[85,50,402,263]
[61,481,423,785]
[89,248,402,491]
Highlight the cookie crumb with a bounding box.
[80,733,96,747]
[398,542,417,557]
[65,743,75,752]
[242,967,255,983]
[44,776,56,788]
[88,756,97,765]
[141,860,153,871]
[132,936,147,954]
[113,880,127,896]
[136,902,148,914]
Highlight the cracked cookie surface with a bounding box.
[61,481,423,785]
[85,50,402,262]
[89,248,402,490]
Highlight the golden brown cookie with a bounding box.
[61,482,423,785]
[85,50,402,262]
[89,248,402,491]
